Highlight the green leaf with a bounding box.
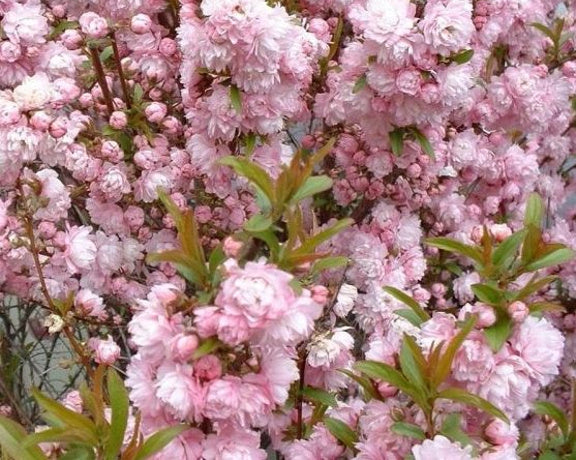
[529,301,565,313]
[514,275,558,300]
[104,368,129,460]
[433,316,476,387]
[492,230,526,268]
[208,246,226,276]
[290,218,353,258]
[324,417,358,451]
[354,361,411,392]
[134,425,189,460]
[100,45,114,62]
[311,256,349,276]
[391,422,426,440]
[410,128,435,159]
[243,133,257,156]
[192,337,220,360]
[32,389,98,445]
[426,237,484,265]
[301,387,337,408]
[352,74,368,94]
[533,401,569,438]
[60,447,96,460]
[530,23,556,42]
[395,309,424,328]
[437,387,509,423]
[337,369,380,401]
[389,129,404,156]
[383,286,429,323]
[524,193,544,227]
[524,247,575,272]
[229,85,242,113]
[471,283,505,306]
[439,413,472,447]
[219,157,275,205]
[484,313,513,352]
[244,214,273,233]
[451,49,474,65]
[0,416,47,460]
[133,84,144,103]
[290,176,333,204]
[538,450,562,460]
[399,337,427,390]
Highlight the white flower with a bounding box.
[13,73,53,110]
[333,283,358,317]
[43,314,64,334]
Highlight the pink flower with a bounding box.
[131,14,152,34]
[110,111,128,129]
[13,73,52,111]
[412,435,473,460]
[396,69,422,96]
[485,419,519,447]
[62,390,83,413]
[222,236,243,257]
[194,355,222,381]
[145,102,168,123]
[203,377,242,420]
[2,1,49,46]
[420,0,474,54]
[155,363,205,421]
[202,423,267,460]
[75,289,107,320]
[510,316,565,386]
[89,336,121,365]
[216,259,295,328]
[62,225,97,274]
[79,12,109,38]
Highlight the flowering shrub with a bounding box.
[0,0,576,459]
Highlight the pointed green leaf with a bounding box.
[244,214,273,233]
[399,337,427,390]
[290,176,333,204]
[32,389,98,444]
[524,193,544,227]
[311,256,349,276]
[391,422,426,440]
[484,312,513,352]
[514,275,558,301]
[60,447,96,460]
[338,369,381,401]
[451,49,474,65]
[410,128,435,159]
[471,284,505,306]
[104,369,129,460]
[324,417,358,451]
[229,85,242,113]
[433,316,476,387]
[389,129,404,156]
[352,74,368,94]
[192,337,221,360]
[395,309,424,327]
[525,247,575,272]
[439,414,472,447]
[383,286,429,322]
[134,425,189,460]
[492,230,526,268]
[0,416,47,460]
[219,156,275,205]
[426,237,483,265]
[437,387,509,423]
[301,387,337,408]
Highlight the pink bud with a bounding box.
[29,111,53,131]
[490,224,512,243]
[101,140,123,162]
[0,100,21,126]
[61,30,83,50]
[223,236,243,258]
[130,14,152,34]
[109,111,127,129]
[485,419,518,446]
[301,135,316,149]
[431,283,446,298]
[49,117,68,138]
[378,382,398,398]
[311,285,329,305]
[145,102,167,123]
[172,334,199,361]
[79,12,109,39]
[79,93,94,108]
[159,38,178,56]
[89,336,120,365]
[194,355,222,380]
[473,304,497,328]
[0,42,22,63]
[508,301,529,323]
[471,225,484,244]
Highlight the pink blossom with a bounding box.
[61,226,97,274]
[79,12,109,39]
[89,335,121,365]
[412,435,473,460]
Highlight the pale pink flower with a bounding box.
[155,362,205,421]
[13,73,53,110]
[89,335,121,365]
[412,435,473,460]
[62,225,97,274]
[2,1,49,45]
[202,423,267,460]
[79,12,109,38]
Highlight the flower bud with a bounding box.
[508,301,529,323]
[145,102,167,123]
[109,111,127,129]
[79,12,109,39]
[223,236,243,258]
[311,285,329,305]
[130,14,152,34]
